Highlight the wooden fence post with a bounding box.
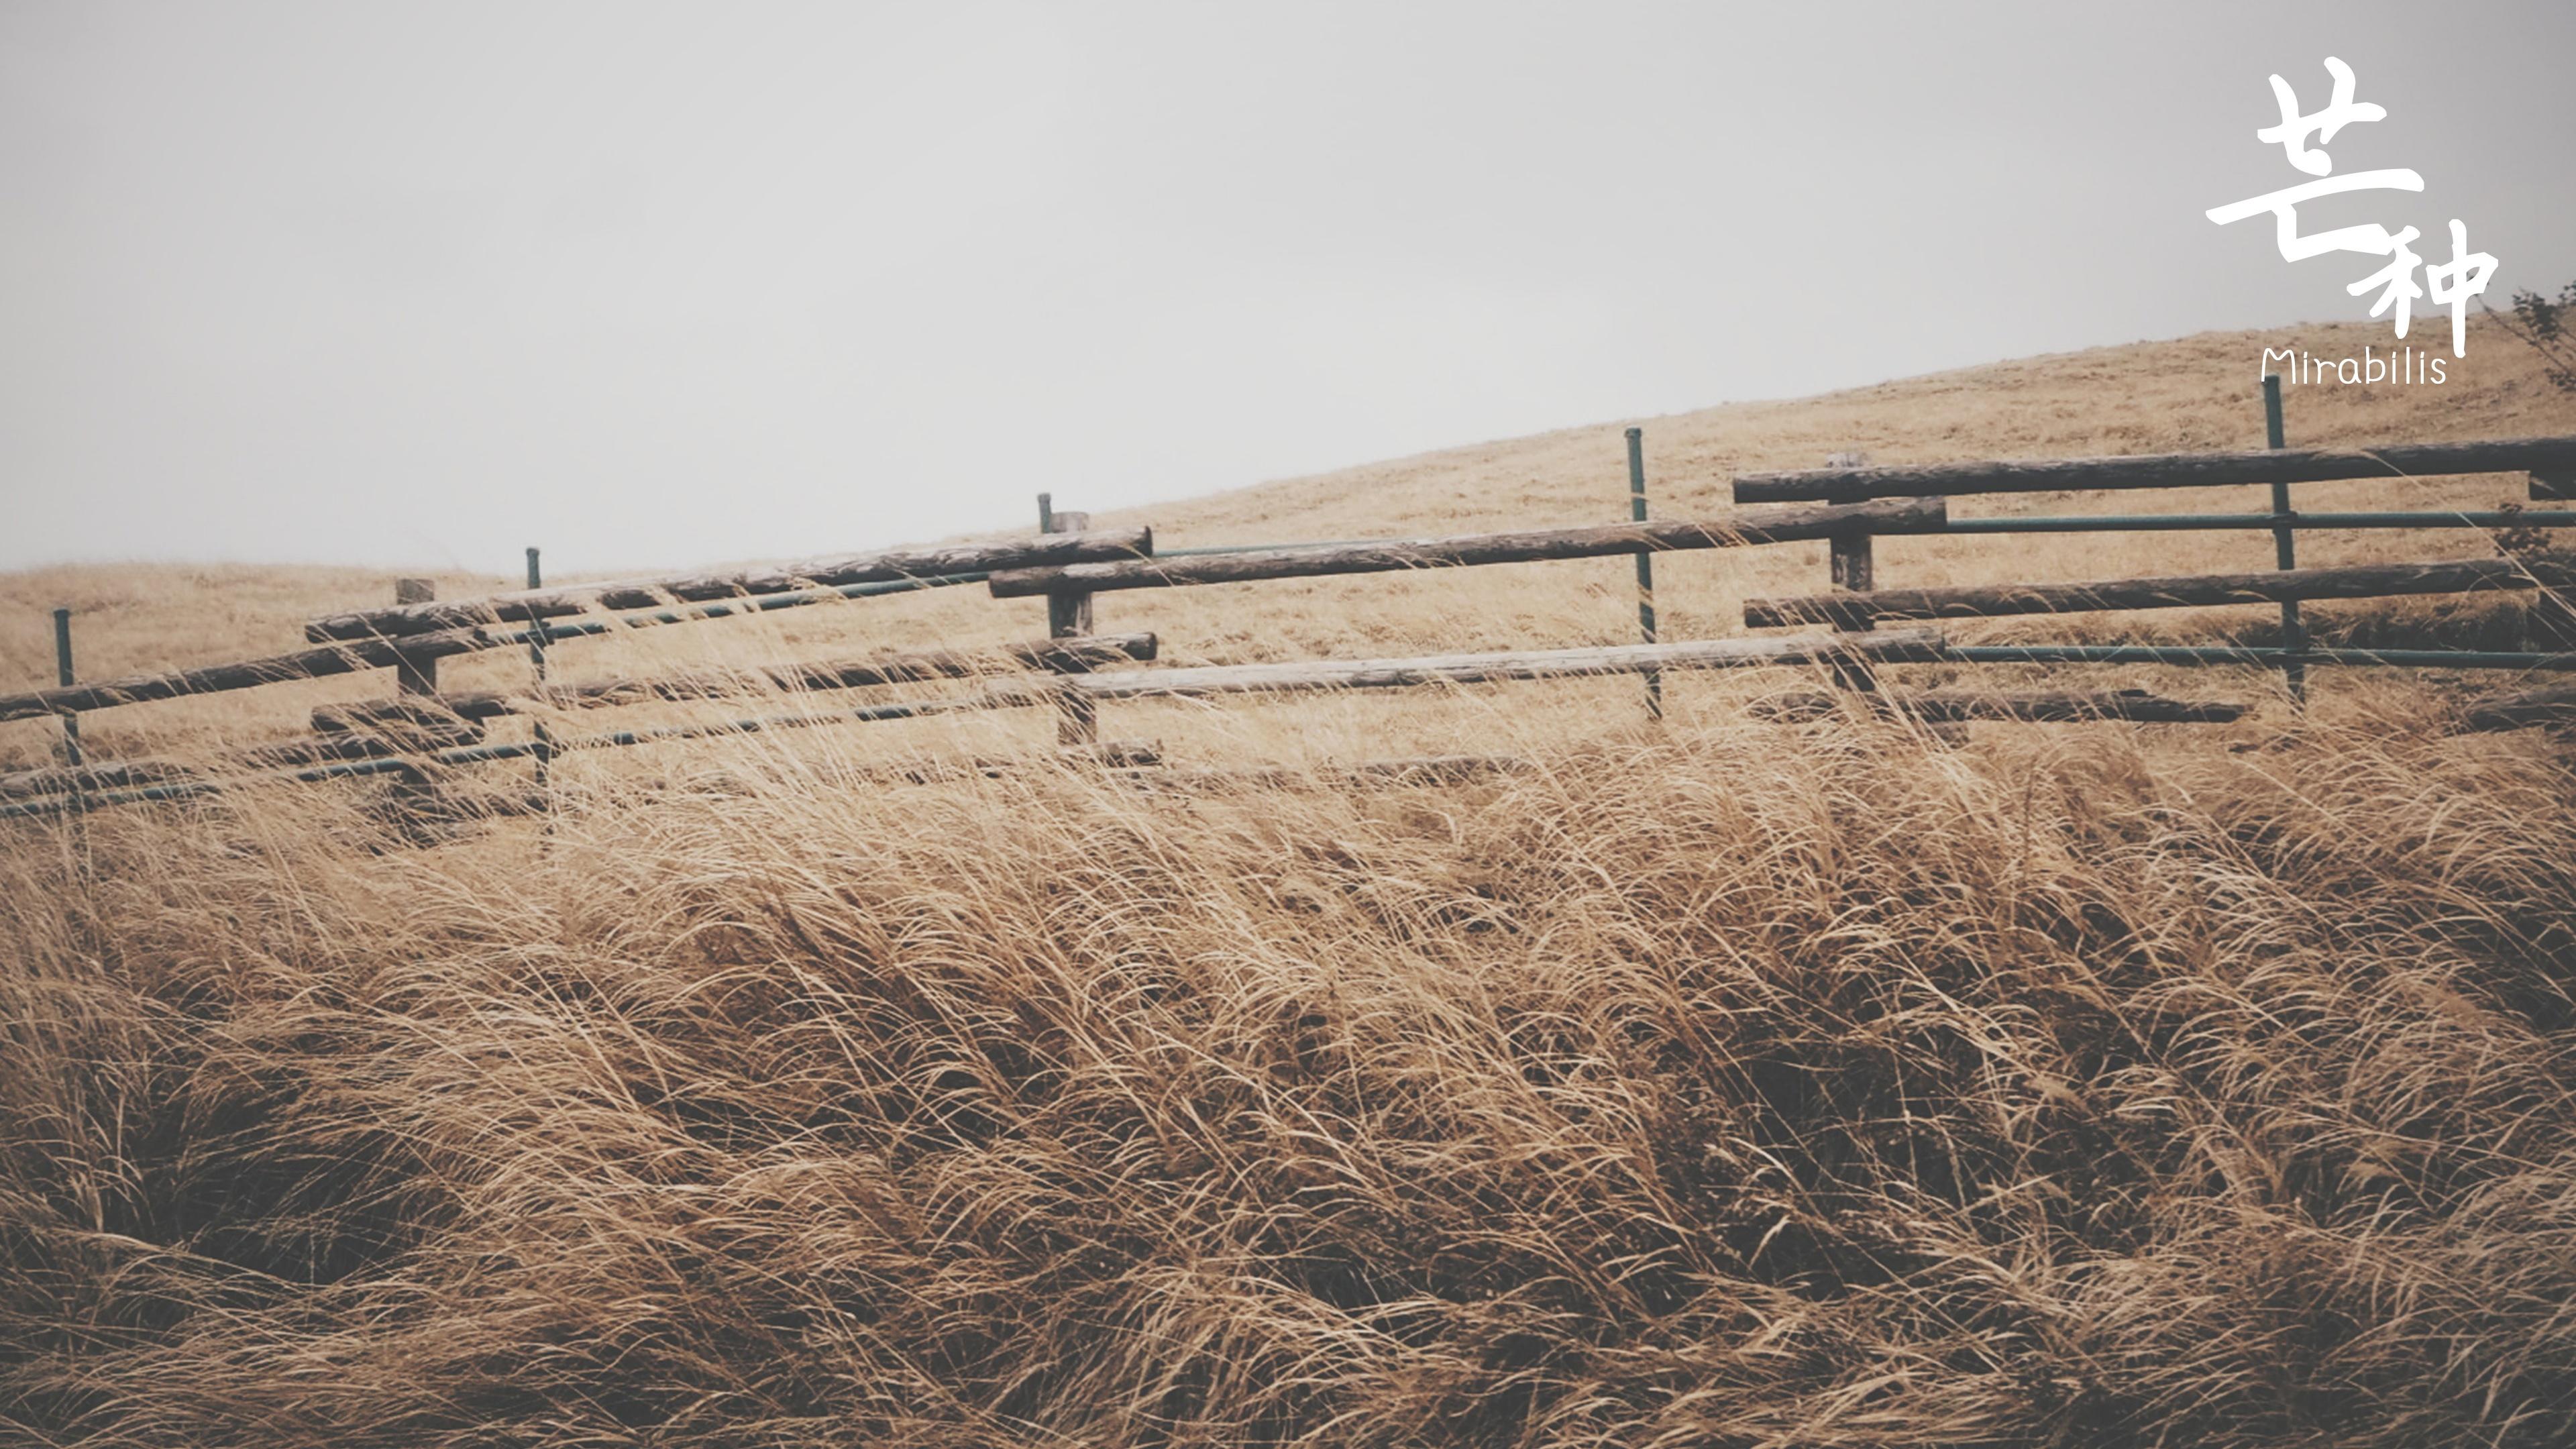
[51,607,82,769]
[1038,498,1099,747]
[380,578,443,832]
[1625,428,1661,719]
[1825,451,1878,694]
[2263,374,2308,705]
[525,549,553,800]
[392,578,438,696]
[2533,471,2576,648]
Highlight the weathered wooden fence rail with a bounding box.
[1750,688,2249,724]
[1937,509,2576,534]
[1746,557,2576,629]
[1049,629,1945,696]
[305,530,1152,640]
[1739,398,2576,708]
[1732,436,2576,503]
[15,408,2576,823]
[0,634,1159,808]
[0,630,1943,819]
[0,537,1150,724]
[2464,682,2576,731]
[985,498,1943,596]
[0,625,504,723]
[1944,644,2576,671]
[309,634,1157,729]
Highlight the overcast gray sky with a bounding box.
[3,0,2570,572]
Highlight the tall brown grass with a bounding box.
[5,694,2575,1445]
[5,316,2575,1444]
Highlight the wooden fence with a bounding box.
[8,389,2575,822]
[1731,383,2576,701]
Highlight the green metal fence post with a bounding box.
[2263,374,2308,704]
[1625,428,1661,719]
[50,607,81,770]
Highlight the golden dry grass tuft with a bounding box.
[4,317,2576,1444]
[6,710,2576,1445]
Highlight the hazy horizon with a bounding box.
[5,1,2571,573]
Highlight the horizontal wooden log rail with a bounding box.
[310,633,1159,731]
[0,631,1939,820]
[854,739,1164,781]
[1945,643,2576,670]
[1112,754,1532,791]
[984,498,1945,598]
[1733,435,2576,504]
[5,570,1082,724]
[1745,557,2576,629]
[2,578,1152,730]
[0,758,197,800]
[305,528,1155,641]
[12,635,1156,801]
[685,744,1526,791]
[2461,684,2576,731]
[0,626,500,724]
[243,724,482,766]
[311,696,508,733]
[0,721,485,802]
[1052,629,1946,698]
[1750,688,2249,724]
[1939,510,2576,535]
[0,675,2256,804]
[456,568,1003,645]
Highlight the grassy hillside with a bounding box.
[4,312,2570,769]
[5,318,2575,1447]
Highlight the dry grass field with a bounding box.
[5,315,2576,1446]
